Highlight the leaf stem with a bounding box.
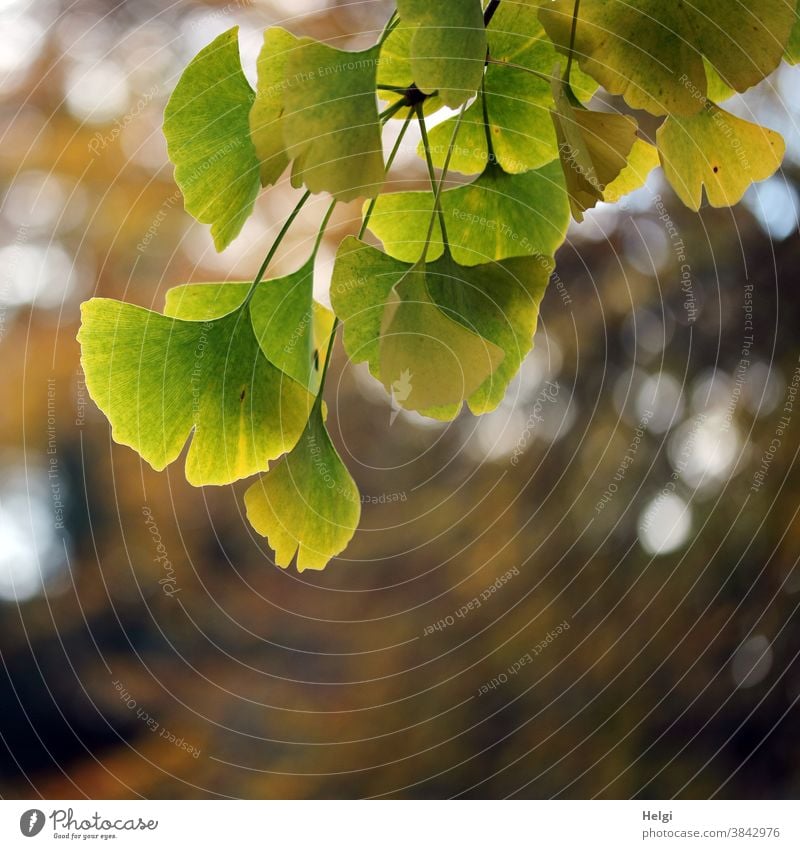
[416,105,450,254]
[312,200,337,259]
[360,110,414,239]
[483,0,501,27]
[564,0,582,81]
[313,315,338,414]
[243,189,311,307]
[417,101,468,260]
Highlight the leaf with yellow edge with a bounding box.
[657,104,786,211]
[539,0,796,117]
[244,406,361,572]
[77,267,333,486]
[163,27,260,251]
[602,139,661,204]
[550,75,638,221]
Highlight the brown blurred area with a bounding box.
[1,0,800,799]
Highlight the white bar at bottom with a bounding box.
[1,800,797,848]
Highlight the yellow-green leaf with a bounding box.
[657,104,786,211]
[331,237,551,418]
[426,0,598,175]
[78,276,322,486]
[244,406,361,572]
[602,139,661,204]
[250,29,385,201]
[365,160,569,265]
[396,0,487,108]
[550,75,638,221]
[163,27,260,251]
[540,0,797,117]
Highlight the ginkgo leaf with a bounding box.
[163,27,260,252]
[657,104,786,211]
[395,0,487,108]
[602,139,661,204]
[248,27,295,187]
[331,237,551,417]
[539,0,796,117]
[164,261,335,394]
[426,0,597,175]
[378,266,504,412]
[365,160,569,265]
[550,75,638,221]
[250,29,385,201]
[78,286,316,487]
[244,406,361,572]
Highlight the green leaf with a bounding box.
[426,0,598,175]
[331,237,551,417]
[244,406,361,572]
[365,160,569,265]
[539,0,797,117]
[395,0,487,108]
[657,104,786,211]
[550,75,638,221]
[77,276,322,486]
[163,27,260,251]
[248,27,295,187]
[250,28,385,201]
[164,261,334,394]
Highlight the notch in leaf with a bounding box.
[164,27,261,251]
[657,104,786,211]
[245,406,361,572]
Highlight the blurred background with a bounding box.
[2,0,800,799]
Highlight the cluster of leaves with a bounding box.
[78,1,799,571]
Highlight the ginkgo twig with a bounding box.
[360,110,414,238]
[565,0,582,81]
[417,101,468,260]
[243,190,311,307]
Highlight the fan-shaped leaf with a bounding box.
[244,406,361,572]
[250,29,384,201]
[550,75,638,221]
[163,27,260,251]
[331,237,551,418]
[365,160,569,265]
[657,104,785,211]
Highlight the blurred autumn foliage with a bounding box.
[2,0,800,799]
